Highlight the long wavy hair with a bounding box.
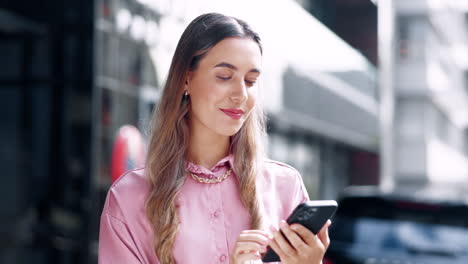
[145,13,266,263]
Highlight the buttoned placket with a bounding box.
[210,168,230,263]
[188,160,232,263]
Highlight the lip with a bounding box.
[220,108,245,120]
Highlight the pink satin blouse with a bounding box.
[99,155,309,263]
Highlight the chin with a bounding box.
[219,130,241,137]
[216,125,243,137]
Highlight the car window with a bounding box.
[333,216,468,250]
[331,203,468,257]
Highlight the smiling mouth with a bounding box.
[220,108,244,120]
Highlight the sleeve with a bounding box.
[292,170,310,206]
[98,212,145,264]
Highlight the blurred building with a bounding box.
[385,0,468,191]
[287,0,379,198]
[0,1,95,263]
[296,0,378,65]
[0,0,379,263]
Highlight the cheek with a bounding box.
[191,80,219,105]
[246,89,257,110]
[190,85,227,120]
[201,88,226,110]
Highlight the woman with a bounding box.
[99,13,331,264]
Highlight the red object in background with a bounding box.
[111,125,146,183]
[323,257,334,264]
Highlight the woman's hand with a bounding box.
[269,220,331,264]
[230,230,272,264]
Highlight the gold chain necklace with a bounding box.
[189,168,232,184]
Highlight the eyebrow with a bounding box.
[214,62,261,74]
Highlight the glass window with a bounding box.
[332,216,468,255]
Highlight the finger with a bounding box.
[290,223,316,245]
[272,223,296,257]
[234,251,262,263]
[238,232,271,246]
[279,220,309,252]
[320,220,332,232]
[233,241,267,255]
[317,224,330,249]
[240,230,273,242]
[268,239,284,259]
[234,242,265,254]
[241,229,272,237]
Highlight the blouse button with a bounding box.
[213,210,220,218]
[219,254,227,262]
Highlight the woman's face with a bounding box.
[186,37,262,137]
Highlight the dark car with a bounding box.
[324,186,468,264]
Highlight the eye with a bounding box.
[245,80,256,87]
[217,76,231,81]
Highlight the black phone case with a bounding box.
[262,200,338,262]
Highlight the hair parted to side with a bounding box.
[145,13,266,264]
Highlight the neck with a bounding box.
[188,121,230,169]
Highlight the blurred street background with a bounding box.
[1,0,468,263]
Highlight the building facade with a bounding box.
[386,0,468,191]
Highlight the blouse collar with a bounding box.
[185,154,235,177]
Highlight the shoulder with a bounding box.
[261,158,304,187]
[102,168,150,221]
[260,159,309,214]
[262,158,302,179]
[110,167,149,193]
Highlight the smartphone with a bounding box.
[262,200,338,262]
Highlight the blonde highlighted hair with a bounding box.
[145,13,266,263]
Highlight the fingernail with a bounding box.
[269,225,276,233]
[280,221,288,229]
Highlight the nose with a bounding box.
[230,80,248,103]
